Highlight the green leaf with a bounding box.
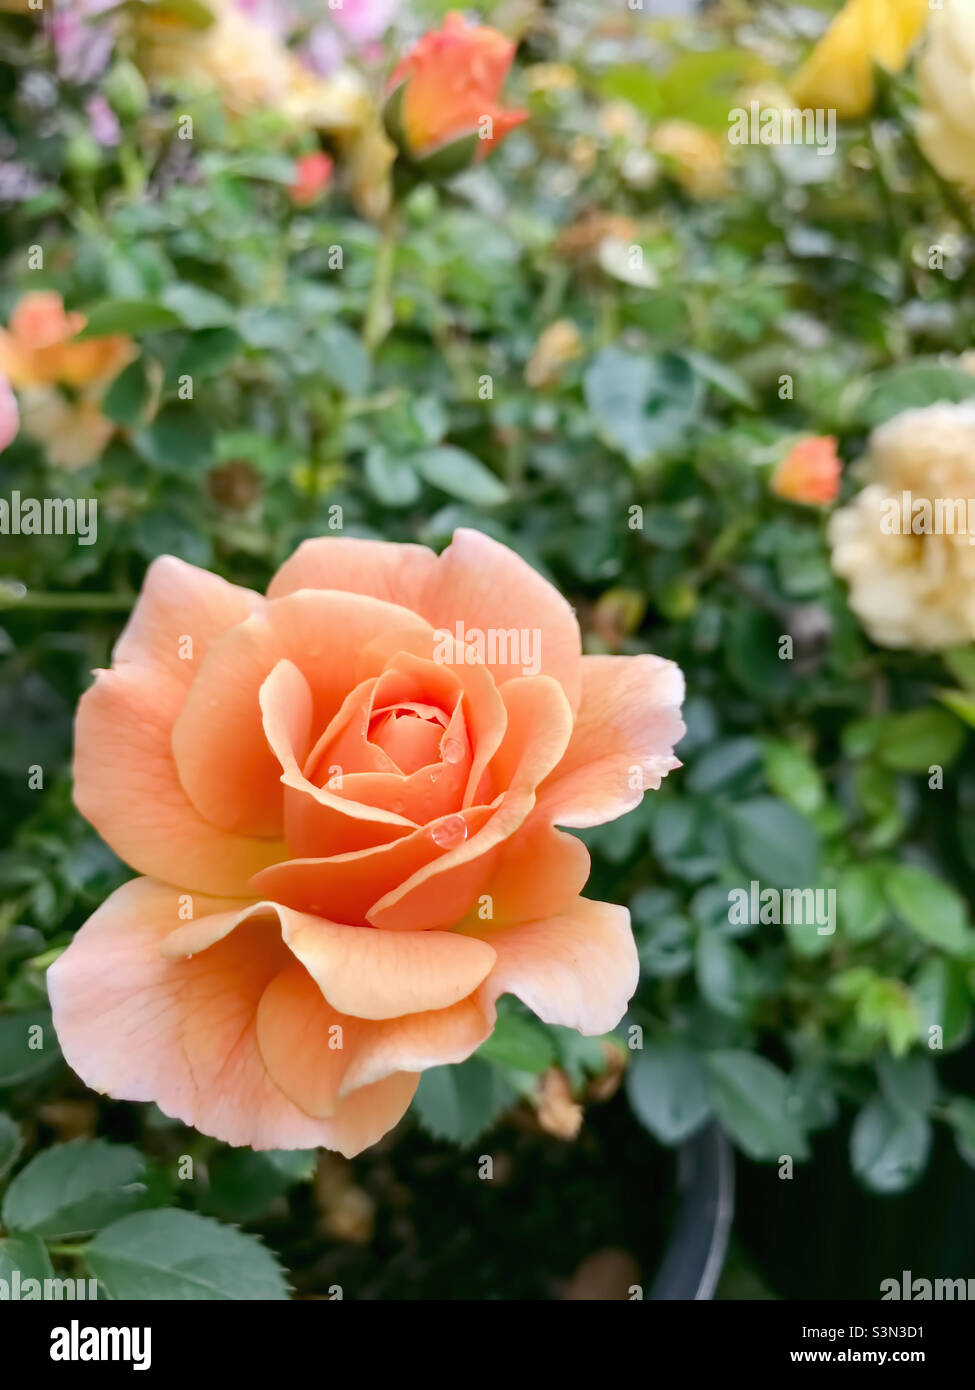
[263,1150,317,1183]
[477,1013,557,1073]
[412,1057,517,1146]
[313,323,371,397]
[102,356,150,427]
[411,131,481,180]
[855,977,922,1057]
[912,957,971,1051]
[854,361,975,427]
[876,1053,936,1119]
[0,1111,22,1179]
[0,1233,55,1285]
[875,707,965,773]
[761,739,824,815]
[936,688,975,727]
[78,299,181,337]
[944,1096,975,1167]
[364,446,420,508]
[696,932,761,1019]
[0,1010,60,1088]
[2,1140,147,1238]
[725,796,820,888]
[626,1044,711,1144]
[850,1096,931,1193]
[837,863,888,944]
[685,737,761,795]
[203,1149,311,1224]
[584,347,700,465]
[86,1209,289,1300]
[413,446,509,505]
[161,284,235,329]
[886,864,975,956]
[684,349,757,409]
[172,327,242,380]
[705,1050,809,1161]
[943,646,975,690]
[133,405,215,475]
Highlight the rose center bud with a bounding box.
[367,701,449,775]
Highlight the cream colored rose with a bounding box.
[137,0,367,132]
[829,402,975,649]
[917,0,975,186]
[649,120,729,199]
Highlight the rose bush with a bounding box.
[49,531,683,1153]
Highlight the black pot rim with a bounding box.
[649,1122,735,1301]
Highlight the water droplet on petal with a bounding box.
[392,799,405,815]
[431,814,468,849]
[442,737,465,764]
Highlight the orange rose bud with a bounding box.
[290,151,334,206]
[384,11,527,176]
[0,291,132,390]
[772,436,841,506]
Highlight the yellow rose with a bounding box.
[19,389,114,472]
[792,0,928,120]
[918,0,975,186]
[650,120,729,199]
[524,320,583,390]
[137,0,367,132]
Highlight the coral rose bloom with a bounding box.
[0,291,132,390]
[50,531,684,1156]
[386,11,527,162]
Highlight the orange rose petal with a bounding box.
[10,291,83,349]
[336,993,494,1096]
[352,634,507,807]
[367,675,572,931]
[282,913,496,1018]
[391,11,525,159]
[267,535,439,607]
[47,879,418,1155]
[261,660,421,857]
[171,590,432,837]
[418,528,583,712]
[256,963,492,1112]
[256,965,359,1116]
[250,804,494,925]
[74,666,284,896]
[161,899,496,1020]
[304,675,400,779]
[536,654,685,828]
[456,813,591,927]
[289,699,472,855]
[269,531,582,712]
[113,554,263,686]
[473,898,639,1035]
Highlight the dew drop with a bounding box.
[442,737,465,764]
[392,799,405,815]
[431,814,468,849]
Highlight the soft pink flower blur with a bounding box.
[0,373,18,454]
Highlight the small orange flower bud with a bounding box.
[772,436,842,506]
[290,151,334,206]
[384,11,527,174]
